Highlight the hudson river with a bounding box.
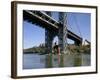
[23,53,90,69]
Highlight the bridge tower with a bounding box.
[45,12,56,53]
[45,12,68,54]
[58,12,67,53]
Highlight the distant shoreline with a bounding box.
[23,52,39,54]
[23,45,90,54]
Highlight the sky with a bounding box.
[23,11,90,49]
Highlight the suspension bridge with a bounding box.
[23,10,83,53]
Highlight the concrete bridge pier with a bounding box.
[58,24,67,54]
[45,29,56,53]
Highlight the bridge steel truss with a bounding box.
[23,10,82,54]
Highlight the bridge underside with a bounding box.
[23,10,82,53]
[23,10,58,31]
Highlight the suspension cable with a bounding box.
[73,14,82,38]
[67,14,73,31]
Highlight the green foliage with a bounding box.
[23,44,46,54]
[67,45,90,54]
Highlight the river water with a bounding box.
[23,53,90,69]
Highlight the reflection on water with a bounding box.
[23,53,90,69]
